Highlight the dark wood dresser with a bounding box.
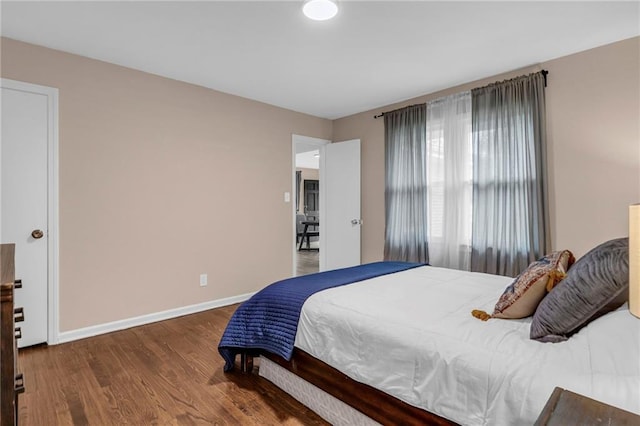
[1,244,24,426]
[535,387,640,425]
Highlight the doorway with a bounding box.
[292,135,328,276]
[292,135,362,275]
[1,78,59,346]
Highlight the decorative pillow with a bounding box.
[530,237,629,343]
[472,250,575,321]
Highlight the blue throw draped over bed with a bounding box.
[218,261,423,371]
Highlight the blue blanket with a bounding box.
[218,261,423,371]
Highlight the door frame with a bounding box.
[1,78,60,345]
[291,134,329,276]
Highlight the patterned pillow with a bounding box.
[494,250,575,319]
[530,238,629,342]
[472,250,575,321]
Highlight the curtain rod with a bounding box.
[374,69,549,119]
[541,69,549,86]
[373,103,423,120]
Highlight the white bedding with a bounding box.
[294,266,640,425]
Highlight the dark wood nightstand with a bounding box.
[535,387,640,425]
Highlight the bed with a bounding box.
[218,246,640,425]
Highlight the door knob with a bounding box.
[351,219,363,225]
[31,229,44,239]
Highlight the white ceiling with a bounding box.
[1,1,638,119]
[296,150,320,169]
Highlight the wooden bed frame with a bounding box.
[240,349,456,426]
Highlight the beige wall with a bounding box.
[2,36,638,333]
[545,37,640,259]
[333,37,640,262]
[1,38,332,331]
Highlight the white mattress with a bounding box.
[259,356,380,426]
[294,266,640,425]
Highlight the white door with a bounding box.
[320,139,361,271]
[1,80,55,347]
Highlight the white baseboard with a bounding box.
[56,292,255,344]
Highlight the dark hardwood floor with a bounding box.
[17,304,328,425]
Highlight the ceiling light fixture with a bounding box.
[303,0,338,21]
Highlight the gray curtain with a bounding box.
[384,104,429,263]
[295,170,302,212]
[470,72,550,276]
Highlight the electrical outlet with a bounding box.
[200,273,208,287]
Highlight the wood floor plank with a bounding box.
[296,250,319,276]
[18,304,329,425]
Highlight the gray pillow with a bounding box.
[530,237,629,342]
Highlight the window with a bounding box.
[425,91,472,270]
[384,70,548,275]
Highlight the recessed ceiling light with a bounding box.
[303,0,338,21]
